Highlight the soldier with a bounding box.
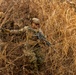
[0,18,50,71]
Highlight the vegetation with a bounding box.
[0,0,76,75]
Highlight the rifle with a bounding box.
[28,27,51,46]
[33,31,51,46]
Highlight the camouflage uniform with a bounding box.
[0,18,50,72]
[5,26,46,71]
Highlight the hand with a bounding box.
[1,28,10,33]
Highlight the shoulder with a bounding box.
[24,26,29,30]
[27,27,35,32]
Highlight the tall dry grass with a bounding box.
[0,0,76,75]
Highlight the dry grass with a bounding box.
[0,0,76,75]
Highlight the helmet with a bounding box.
[32,18,40,24]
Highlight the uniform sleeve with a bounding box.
[10,26,28,34]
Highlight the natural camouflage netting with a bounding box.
[0,0,76,75]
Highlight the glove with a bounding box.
[0,28,10,33]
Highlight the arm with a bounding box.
[10,26,28,34]
[0,26,28,34]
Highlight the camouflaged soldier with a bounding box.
[0,18,50,71]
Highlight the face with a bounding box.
[31,23,40,29]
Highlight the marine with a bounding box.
[0,18,51,72]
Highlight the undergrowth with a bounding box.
[0,0,76,75]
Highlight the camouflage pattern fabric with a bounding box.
[0,26,47,71]
[25,27,46,69]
